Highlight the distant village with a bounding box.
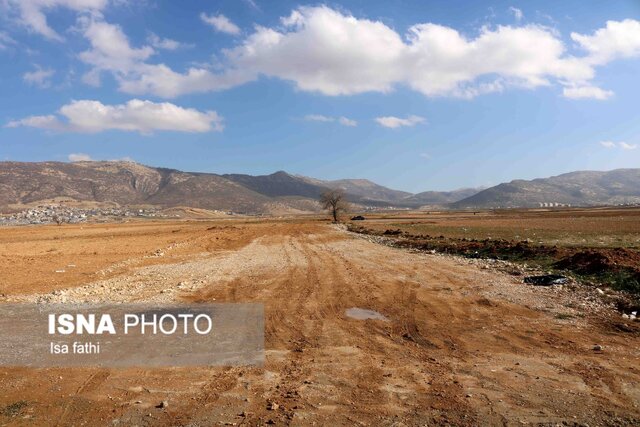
[0,205,174,226]
[538,202,571,207]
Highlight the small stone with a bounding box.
[596,288,605,295]
[593,344,603,351]
[156,400,168,409]
[267,402,279,411]
[466,393,472,398]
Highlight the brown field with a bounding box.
[356,207,640,248]
[0,213,639,425]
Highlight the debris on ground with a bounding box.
[524,275,569,286]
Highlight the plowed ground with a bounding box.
[0,219,639,426]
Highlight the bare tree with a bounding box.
[320,189,348,222]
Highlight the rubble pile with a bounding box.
[0,205,171,226]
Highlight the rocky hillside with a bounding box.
[0,162,272,213]
[5,161,631,213]
[454,169,640,208]
[1,161,438,214]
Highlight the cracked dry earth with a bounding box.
[1,220,639,426]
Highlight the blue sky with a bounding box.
[0,0,639,192]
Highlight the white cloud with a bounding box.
[67,7,640,101]
[599,141,637,150]
[68,153,93,161]
[303,114,357,126]
[509,7,523,22]
[338,116,357,127]
[74,17,251,97]
[77,17,154,86]
[571,19,640,65]
[563,85,613,100]
[216,6,601,97]
[23,65,55,87]
[5,0,109,41]
[147,33,188,50]
[6,114,61,130]
[200,13,240,35]
[375,115,425,129]
[6,99,224,134]
[419,152,431,159]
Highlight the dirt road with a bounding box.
[1,221,639,425]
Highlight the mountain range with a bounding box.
[453,169,640,208]
[0,161,638,214]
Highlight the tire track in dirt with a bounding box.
[1,222,639,425]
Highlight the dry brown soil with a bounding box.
[0,219,639,426]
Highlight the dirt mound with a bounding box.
[555,248,640,275]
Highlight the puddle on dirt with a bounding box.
[345,307,389,321]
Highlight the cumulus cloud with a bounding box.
[563,85,614,100]
[23,65,55,87]
[68,153,93,161]
[600,141,637,150]
[571,19,640,65]
[6,99,224,134]
[68,7,640,101]
[73,17,250,97]
[375,115,425,129]
[200,13,240,35]
[303,114,357,126]
[77,17,154,86]
[4,0,109,41]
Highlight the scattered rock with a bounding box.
[593,344,603,352]
[267,402,279,411]
[156,400,168,409]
